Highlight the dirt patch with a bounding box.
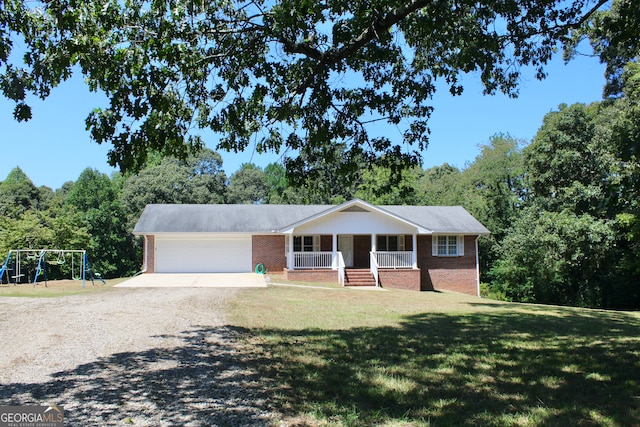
[0,287,275,425]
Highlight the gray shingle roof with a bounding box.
[133,202,490,235]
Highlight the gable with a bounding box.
[293,208,421,235]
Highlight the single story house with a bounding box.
[133,199,490,295]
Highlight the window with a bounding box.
[432,235,464,256]
[377,235,405,251]
[291,235,320,252]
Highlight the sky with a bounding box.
[1,50,606,190]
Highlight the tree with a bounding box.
[565,0,640,98]
[490,85,640,308]
[226,163,268,204]
[66,168,136,277]
[0,211,53,255]
[1,0,612,183]
[356,165,419,205]
[415,163,464,206]
[462,135,526,237]
[524,102,622,217]
[490,208,615,307]
[0,167,40,217]
[120,148,227,224]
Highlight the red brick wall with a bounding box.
[417,235,479,296]
[285,269,338,282]
[378,269,421,291]
[252,235,287,273]
[144,235,155,273]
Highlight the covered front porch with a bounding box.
[284,234,419,287]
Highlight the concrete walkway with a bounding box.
[115,273,268,288]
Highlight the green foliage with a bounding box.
[226,163,269,204]
[0,211,53,254]
[490,208,615,306]
[119,148,227,224]
[1,0,614,184]
[565,0,640,98]
[355,165,419,205]
[0,167,40,217]
[66,168,136,278]
[415,163,464,206]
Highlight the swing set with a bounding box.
[0,249,105,287]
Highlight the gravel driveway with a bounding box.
[0,287,276,426]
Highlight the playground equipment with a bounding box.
[0,249,105,287]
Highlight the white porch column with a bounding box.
[332,234,338,269]
[371,234,376,252]
[412,234,418,268]
[288,234,294,270]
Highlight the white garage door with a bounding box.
[155,236,252,273]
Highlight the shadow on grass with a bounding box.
[0,327,273,425]
[2,310,638,426]
[243,309,640,426]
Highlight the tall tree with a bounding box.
[415,163,464,206]
[356,165,419,205]
[66,168,136,277]
[0,167,40,217]
[226,163,268,204]
[120,148,227,224]
[461,135,525,236]
[491,90,640,308]
[490,208,615,306]
[1,0,612,183]
[524,102,619,217]
[565,0,640,98]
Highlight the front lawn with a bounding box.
[229,286,640,426]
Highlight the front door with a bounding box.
[338,235,354,267]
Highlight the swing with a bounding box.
[46,253,66,265]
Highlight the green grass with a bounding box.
[229,286,640,426]
[0,278,124,297]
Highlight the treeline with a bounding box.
[2,64,639,308]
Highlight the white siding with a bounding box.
[295,211,417,235]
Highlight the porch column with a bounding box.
[288,234,294,270]
[412,234,418,268]
[371,234,377,267]
[332,234,337,269]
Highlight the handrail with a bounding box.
[369,251,380,287]
[337,252,346,286]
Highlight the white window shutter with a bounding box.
[458,235,464,256]
[432,236,438,256]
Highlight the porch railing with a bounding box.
[293,251,333,269]
[374,251,413,269]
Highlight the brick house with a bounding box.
[133,199,489,295]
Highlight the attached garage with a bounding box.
[154,235,252,273]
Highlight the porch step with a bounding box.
[345,269,376,287]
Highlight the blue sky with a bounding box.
[1,52,606,190]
